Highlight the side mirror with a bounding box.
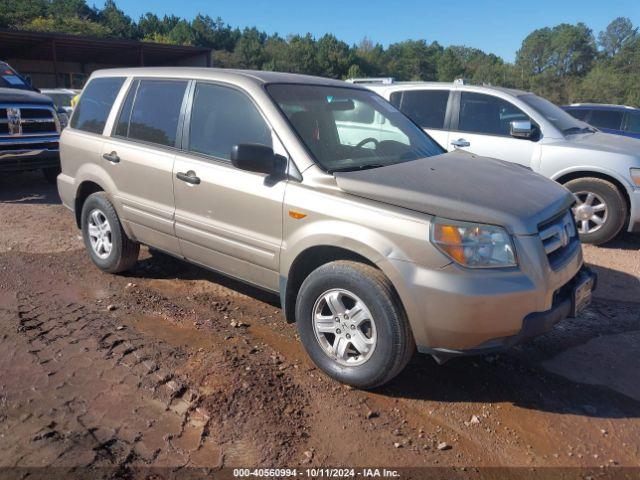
[510,120,534,139]
[231,144,286,176]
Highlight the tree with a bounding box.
[0,0,48,28]
[99,0,137,38]
[316,34,353,78]
[385,40,441,80]
[598,17,638,57]
[233,27,267,69]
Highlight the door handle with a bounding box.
[102,151,120,163]
[176,170,201,185]
[450,138,471,148]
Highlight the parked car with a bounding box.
[58,68,595,388]
[563,103,640,140]
[360,79,640,245]
[0,61,65,183]
[40,88,80,115]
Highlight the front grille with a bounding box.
[0,105,59,138]
[538,210,579,269]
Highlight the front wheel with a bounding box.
[81,192,140,273]
[564,177,627,245]
[295,261,414,389]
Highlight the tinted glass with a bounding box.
[71,77,125,133]
[114,80,137,138]
[459,92,528,136]
[565,108,590,121]
[333,99,375,124]
[520,94,585,133]
[396,90,450,129]
[624,111,640,134]
[588,109,624,130]
[267,84,443,172]
[123,79,187,147]
[188,83,271,160]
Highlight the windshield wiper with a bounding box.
[563,126,596,135]
[330,164,385,173]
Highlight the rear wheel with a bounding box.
[564,177,627,245]
[81,192,139,273]
[295,260,414,389]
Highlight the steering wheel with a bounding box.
[354,137,379,149]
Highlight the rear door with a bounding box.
[101,78,189,254]
[447,91,539,168]
[389,88,452,148]
[172,81,286,291]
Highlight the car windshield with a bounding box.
[46,93,74,107]
[267,84,444,172]
[520,94,594,135]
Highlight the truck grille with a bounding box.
[538,210,579,269]
[0,105,59,137]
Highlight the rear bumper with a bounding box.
[0,137,60,171]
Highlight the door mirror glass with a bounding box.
[510,120,533,139]
[231,144,285,176]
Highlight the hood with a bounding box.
[0,87,54,105]
[334,150,574,235]
[564,130,640,154]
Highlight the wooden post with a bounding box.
[51,39,59,88]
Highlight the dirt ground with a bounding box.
[0,171,639,478]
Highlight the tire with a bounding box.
[564,177,627,245]
[81,192,140,273]
[295,260,414,389]
[42,167,61,185]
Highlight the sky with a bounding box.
[112,0,640,61]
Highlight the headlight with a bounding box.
[57,111,69,129]
[430,217,517,268]
[631,168,640,187]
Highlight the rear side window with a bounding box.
[458,92,529,136]
[188,83,271,160]
[588,109,624,130]
[71,77,125,134]
[392,90,450,129]
[114,79,188,147]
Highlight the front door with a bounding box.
[448,91,540,168]
[173,82,286,291]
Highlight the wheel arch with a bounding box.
[74,180,104,228]
[281,245,381,324]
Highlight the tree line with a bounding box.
[1,0,639,105]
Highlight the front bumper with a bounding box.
[0,136,60,171]
[422,266,597,361]
[387,233,587,354]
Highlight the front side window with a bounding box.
[71,77,125,134]
[458,92,529,136]
[391,90,450,129]
[588,109,624,130]
[115,79,188,147]
[188,83,272,160]
[267,84,443,172]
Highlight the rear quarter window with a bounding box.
[71,77,125,134]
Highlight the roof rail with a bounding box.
[346,77,395,85]
[453,78,468,85]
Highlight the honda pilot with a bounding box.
[58,68,595,388]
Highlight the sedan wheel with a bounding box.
[572,191,608,235]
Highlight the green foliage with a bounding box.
[2,1,639,106]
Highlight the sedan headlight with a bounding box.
[430,217,517,268]
[631,168,640,187]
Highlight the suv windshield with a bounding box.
[267,84,444,172]
[520,94,594,135]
